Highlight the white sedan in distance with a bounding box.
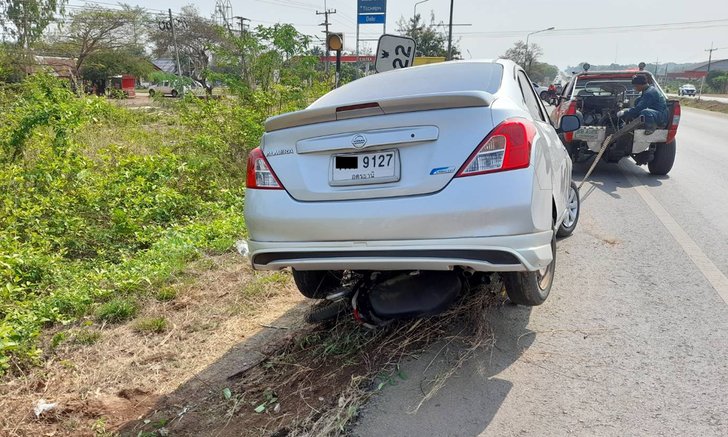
[242,60,582,323]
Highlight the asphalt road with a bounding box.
[354,107,728,436]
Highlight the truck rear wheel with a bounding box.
[502,236,555,306]
[648,140,676,176]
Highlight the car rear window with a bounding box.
[310,62,504,108]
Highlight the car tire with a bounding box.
[171,89,179,98]
[148,89,155,97]
[556,181,580,238]
[292,269,344,299]
[502,236,556,306]
[648,140,676,176]
[540,91,549,101]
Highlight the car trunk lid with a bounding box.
[261,93,497,202]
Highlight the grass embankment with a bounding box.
[677,97,728,115]
[0,74,271,373]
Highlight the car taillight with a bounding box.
[564,100,578,142]
[667,102,680,143]
[456,118,536,177]
[246,147,284,189]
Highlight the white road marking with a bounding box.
[623,170,728,306]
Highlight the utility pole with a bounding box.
[317,7,337,74]
[446,0,454,60]
[169,9,182,77]
[698,42,718,101]
[234,16,250,83]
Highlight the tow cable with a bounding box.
[577,116,644,191]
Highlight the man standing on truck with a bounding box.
[617,74,668,135]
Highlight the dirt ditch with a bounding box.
[1,254,505,437]
[120,278,504,437]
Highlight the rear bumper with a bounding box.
[243,230,554,273]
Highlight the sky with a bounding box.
[69,0,728,69]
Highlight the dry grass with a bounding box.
[0,253,304,437]
[126,276,504,437]
[678,97,728,115]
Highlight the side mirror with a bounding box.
[557,115,581,133]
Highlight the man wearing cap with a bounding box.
[617,74,668,135]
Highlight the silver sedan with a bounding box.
[242,59,581,307]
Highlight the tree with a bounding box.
[212,22,317,94]
[500,40,558,84]
[501,40,541,70]
[80,48,153,84]
[46,6,146,77]
[395,12,460,58]
[0,0,67,49]
[706,70,728,93]
[528,63,559,85]
[149,5,223,91]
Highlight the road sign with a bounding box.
[358,0,386,25]
[358,0,386,14]
[358,14,385,24]
[375,34,417,73]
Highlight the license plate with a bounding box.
[330,150,400,186]
[574,129,601,141]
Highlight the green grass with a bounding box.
[155,287,178,302]
[96,299,137,323]
[74,330,102,345]
[133,317,168,334]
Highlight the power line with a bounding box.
[454,18,728,38]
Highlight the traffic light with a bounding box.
[327,33,344,52]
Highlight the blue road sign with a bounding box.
[358,14,385,24]
[358,0,386,15]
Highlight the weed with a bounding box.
[74,330,101,345]
[50,332,67,349]
[155,287,178,302]
[242,271,290,297]
[133,317,168,334]
[96,299,137,323]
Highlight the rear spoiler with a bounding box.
[264,91,495,132]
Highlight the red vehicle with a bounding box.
[551,69,680,175]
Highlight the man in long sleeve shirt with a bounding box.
[617,74,668,135]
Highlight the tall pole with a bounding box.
[698,42,717,101]
[317,7,336,75]
[446,0,454,60]
[235,16,250,83]
[169,9,182,77]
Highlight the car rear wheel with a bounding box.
[502,235,555,306]
[556,181,580,238]
[648,140,676,175]
[292,269,344,299]
[148,89,155,97]
[171,89,179,98]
